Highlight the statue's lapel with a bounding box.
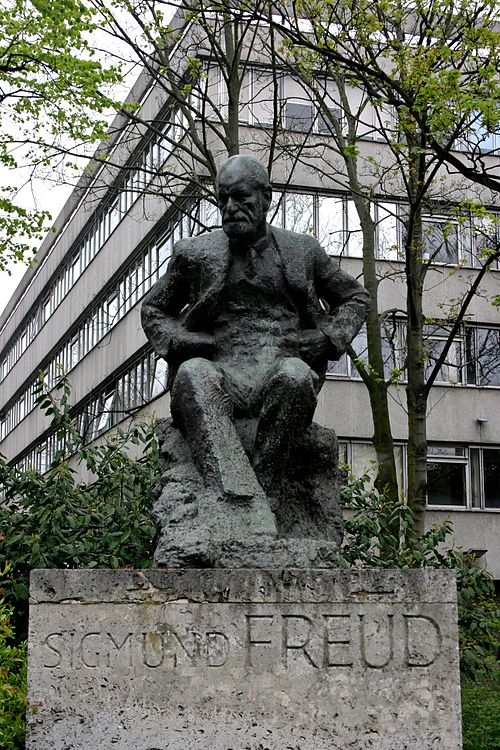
[185,230,230,329]
[272,226,309,303]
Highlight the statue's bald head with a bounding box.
[217,155,272,243]
[217,155,271,192]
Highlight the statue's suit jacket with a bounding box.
[141,225,370,389]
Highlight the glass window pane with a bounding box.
[268,191,283,228]
[427,461,466,506]
[470,447,482,508]
[347,200,363,257]
[476,328,500,386]
[428,444,465,457]
[327,353,348,376]
[377,203,399,260]
[285,193,314,234]
[351,325,368,376]
[351,443,377,484]
[424,337,462,384]
[318,197,344,255]
[285,101,314,131]
[483,449,500,508]
[251,69,276,125]
[422,219,459,264]
[381,318,405,380]
[152,358,168,397]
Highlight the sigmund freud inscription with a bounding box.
[27,570,462,750]
[38,606,443,674]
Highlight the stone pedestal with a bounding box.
[27,568,462,750]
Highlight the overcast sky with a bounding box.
[0,181,74,317]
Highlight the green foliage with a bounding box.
[0,0,122,270]
[462,672,500,750]
[341,476,500,678]
[0,374,158,639]
[0,567,27,750]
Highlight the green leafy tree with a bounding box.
[0,0,121,271]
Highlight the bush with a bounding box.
[462,672,500,750]
[341,475,500,679]
[0,374,158,639]
[0,567,27,750]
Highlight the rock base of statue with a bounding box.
[26,568,462,750]
[153,417,343,568]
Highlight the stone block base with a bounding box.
[27,568,462,749]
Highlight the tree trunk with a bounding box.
[405,186,427,538]
[351,186,400,508]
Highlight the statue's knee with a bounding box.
[174,357,217,388]
[276,357,316,389]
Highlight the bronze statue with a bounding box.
[141,155,370,567]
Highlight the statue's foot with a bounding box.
[222,488,254,506]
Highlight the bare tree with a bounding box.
[260,0,500,535]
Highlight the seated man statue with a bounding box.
[141,155,369,558]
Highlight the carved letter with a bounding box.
[206,631,229,667]
[42,633,63,668]
[282,614,319,669]
[245,615,274,668]
[107,632,133,667]
[142,631,164,668]
[80,633,101,669]
[164,626,195,667]
[323,614,353,667]
[404,615,442,667]
[359,614,394,669]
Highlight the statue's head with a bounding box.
[217,155,272,243]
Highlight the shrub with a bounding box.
[341,475,500,679]
[0,374,158,639]
[0,567,27,750]
[462,672,500,750]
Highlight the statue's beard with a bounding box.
[222,219,254,239]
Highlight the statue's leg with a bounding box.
[171,358,264,503]
[253,358,317,494]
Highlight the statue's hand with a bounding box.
[299,329,332,360]
[173,331,216,359]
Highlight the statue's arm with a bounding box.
[141,243,214,363]
[313,243,371,359]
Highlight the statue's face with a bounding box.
[217,163,271,242]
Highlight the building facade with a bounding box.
[1,9,499,576]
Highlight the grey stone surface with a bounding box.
[153,417,342,568]
[141,156,370,566]
[27,568,462,750]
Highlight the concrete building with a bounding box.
[1,8,499,576]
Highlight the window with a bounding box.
[483,449,500,509]
[315,79,344,136]
[346,200,363,257]
[318,196,344,255]
[377,203,400,260]
[466,327,500,386]
[424,326,464,385]
[151,358,169,397]
[427,444,500,510]
[422,217,460,264]
[427,445,467,507]
[251,69,278,125]
[284,193,314,234]
[285,101,314,132]
[340,441,406,498]
[327,325,368,378]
